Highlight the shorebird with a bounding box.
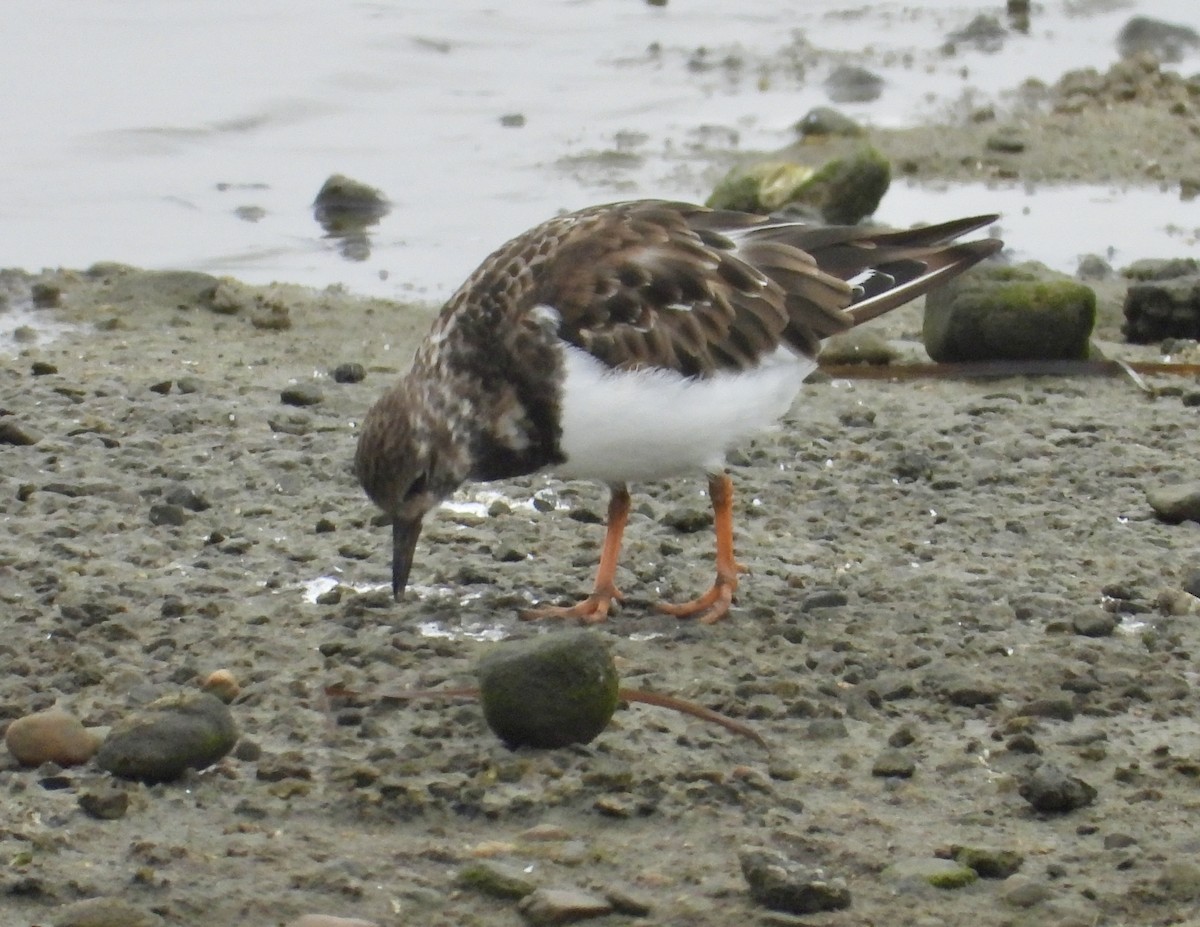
[355,200,1001,623]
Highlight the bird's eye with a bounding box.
[405,473,428,500]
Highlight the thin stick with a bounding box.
[323,684,768,749]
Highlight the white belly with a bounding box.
[553,344,813,484]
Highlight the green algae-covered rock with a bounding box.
[96,692,237,783]
[477,630,619,749]
[923,263,1096,362]
[706,147,890,225]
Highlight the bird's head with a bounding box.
[354,379,465,600]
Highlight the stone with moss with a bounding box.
[706,147,890,224]
[477,630,619,749]
[96,692,238,783]
[923,263,1096,362]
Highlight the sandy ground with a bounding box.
[3,47,1200,927]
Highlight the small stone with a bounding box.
[1018,763,1097,813]
[164,484,211,512]
[738,846,851,914]
[51,897,164,927]
[477,630,619,749]
[661,505,710,533]
[31,360,58,375]
[148,503,189,527]
[1157,860,1200,901]
[871,749,916,778]
[31,281,62,307]
[824,64,884,103]
[1147,483,1200,523]
[331,362,366,383]
[604,886,652,916]
[148,380,172,395]
[0,417,43,445]
[78,785,131,820]
[5,708,101,767]
[999,877,1051,908]
[819,329,898,366]
[286,918,380,927]
[517,888,612,925]
[952,845,1024,878]
[799,589,849,612]
[883,857,978,890]
[794,106,864,138]
[1018,698,1075,721]
[457,860,538,899]
[96,692,238,783]
[281,383,324,407]
[201,669,240,703]
[1072,611,1117,638]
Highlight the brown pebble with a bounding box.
[201,669,240,703]
[4,708,101,767]
[286,917,380,927]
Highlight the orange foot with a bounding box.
[656,563,744,624]
[519,586,623,624]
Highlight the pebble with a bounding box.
[1018,763,1097,813]
[78,785,131,820]
[286,918,380,927]
[457,860,538,899]
[952,845,1024,878]
[201,669,241,703]
[4,708,101,767]
[882,857,978,890]
[0,417,43,445]
[517,888,612,925]
[281,383,324,407]
[331,362,366,383]
[1147,483,1200,523]
[51,897,163,927]
[96,692,238,782]
[738,846,851,914]
[1000,877,1052,908]
[871,749,916,778]
[1071,611,1117,638]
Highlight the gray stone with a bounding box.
[96,692,237,783]
[1147,483,1200,523]
[1018,763,1097,813]
[517,888,612,925]
[51,897,164,927]
[1123,274,1200,343]
[457,860,538,899]
[738,846,851,914]
[882,857,978,889]
[281,383,324,407]
[871,749,916,779]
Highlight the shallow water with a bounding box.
[0,0,1196,301]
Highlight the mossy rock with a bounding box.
[96,692,237,783]
[923,263,1096,362]
[706,147,890,224]
[477,630,619,749]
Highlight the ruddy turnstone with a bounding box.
[355,200,1002,623]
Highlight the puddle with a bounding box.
[0,288,80,354]
[0,0,1195,301]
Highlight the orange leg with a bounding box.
[657,472,745,624]
[520,484,630,624]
